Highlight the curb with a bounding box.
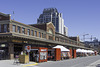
[22,63,38,67]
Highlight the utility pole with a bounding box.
[83,34,89,42]
[90,35,92,41]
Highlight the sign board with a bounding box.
[25,45,31,52]
[41,49,47,51]
[1,44,6,47]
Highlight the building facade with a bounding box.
[0,12,89,60]
[64,25,68,36]
[37,8,68,36]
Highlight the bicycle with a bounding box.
[13,55,20,65]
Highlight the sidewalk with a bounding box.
[86,59,100,67]
[0,60,38,67]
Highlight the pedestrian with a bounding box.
[36,52,39,62]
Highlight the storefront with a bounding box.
[48,48,61,61]
[53,45,70,60]
[61,51,70,60]
[76,49,94,57]
[30,47,48,63]
[48,48,55,61]
[0,43,9,60]
[14,44,24,58]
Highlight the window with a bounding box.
[27,29,30,35]
[17,26,20,33]
[0,24,1,32]
[56,18,59,32]
[12,25,16,32]
[42,33,43,38]
[4,24,7,32]
[31,30,33,36]
[49,29,53,34]
[34,31,37,36]
[22,27,25,34]
[39,32,41,37]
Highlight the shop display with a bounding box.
[40,52,47,60]
[61,52,70,59]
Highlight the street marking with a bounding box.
[22,63,38,67]
[27,66,39,67]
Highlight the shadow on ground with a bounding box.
[96,64,100,67]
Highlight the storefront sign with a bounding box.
[12,40,22,43]
[41,49,47,51]
[1,44,6,47]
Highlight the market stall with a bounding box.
[30,47,48,63]
[76,49,94,57]
[53,45,70,60]
[48,48,55,61]
[48,48,61,61]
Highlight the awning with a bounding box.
[53,45,70,52]
[76,49,82,53]
[76,49,94,53]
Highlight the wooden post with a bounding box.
[8,43,14,59]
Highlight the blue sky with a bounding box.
[0,0,100,41]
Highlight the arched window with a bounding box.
[49,28,53,34]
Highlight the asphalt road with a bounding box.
[36,55,100,67]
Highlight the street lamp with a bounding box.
[83,34,89,42]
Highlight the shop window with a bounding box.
[27,29,30,35]
[22,27,25,34]
[40,52,47,60]
[34,31,37,36]
[31,30,33,36]
[17,26,20,33]
[39,32,41,37]
[4,24,7,32]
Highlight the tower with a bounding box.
[37,8,68,36]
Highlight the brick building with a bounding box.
[0,12,90,60]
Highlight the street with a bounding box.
[36,55,100,67]
[0,55,100,67]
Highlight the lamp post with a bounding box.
[83,34,89,42]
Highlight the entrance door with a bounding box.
[48,49,55,61]
[0,47,8,60]
[14,44,23,58]
[29,50,39,62]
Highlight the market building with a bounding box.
[0,12,92,62]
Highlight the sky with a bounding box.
[0,0,100,41]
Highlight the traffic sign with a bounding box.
[26,45,31,52]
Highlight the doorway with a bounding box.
[29,49,39,62]
[14,44,23,58]
[0,47,8,60]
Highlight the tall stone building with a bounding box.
[37,8,68,36]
